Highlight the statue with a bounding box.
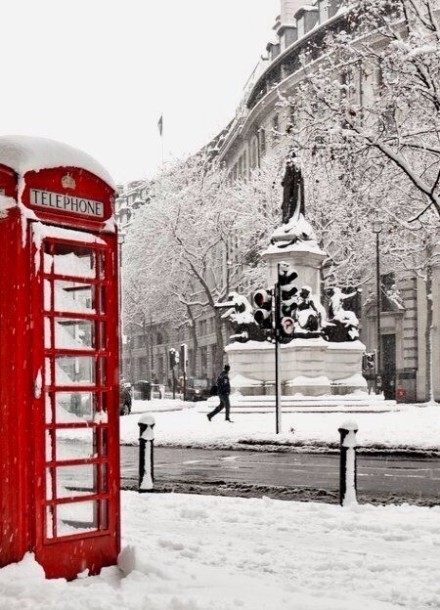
[323,287,360,342]
[281,153,305,224]
[292,286,322,337]
[215,292,265,343]
[270,153,317,248]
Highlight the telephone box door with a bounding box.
[31,224,120,579]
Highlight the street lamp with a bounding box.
[118,229,126,380]
[372,221,383,394]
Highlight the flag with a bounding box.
[157,115,163,136]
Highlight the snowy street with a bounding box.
[2,491,439,609]
[116,399,440,453]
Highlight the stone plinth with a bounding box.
[225,339,367,396]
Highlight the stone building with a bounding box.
[117,0,440,401]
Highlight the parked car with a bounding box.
[185,377,211,401]
[119,384,132,415]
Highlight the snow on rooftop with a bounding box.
[0,135,115,189]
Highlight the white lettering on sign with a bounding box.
[30,189,104,219]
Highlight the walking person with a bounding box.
[207,365,232,422]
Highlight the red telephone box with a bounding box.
[0,136,120,579]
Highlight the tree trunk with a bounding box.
[213,308,225,374]
[186,305,198,376]
[142,317,152,380]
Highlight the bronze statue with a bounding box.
[281,153,305,224]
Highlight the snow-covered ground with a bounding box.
[114,399,440,453]
[2,491,439,609]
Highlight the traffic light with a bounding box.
[180,343,188,374]
[278,263,298,339]
[253,289,273,330]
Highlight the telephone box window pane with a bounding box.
[55,464,97,499]
[52,244,95,279]
[46,506,56,538]
[43,250,53,274]
[53,429,96,461]
[44,318,52,349]
[56,501,99,536]
[45,393,53,423]
[45,358,52,385]
[54,392,96,422]
[55,355,96,385]
[46,501,99,538]
[54,319,95,350]
[54,281,95,313]
[45,430,55,463]
[44,280,52,310]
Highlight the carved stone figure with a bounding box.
[215,292,265,343]
[293,286,322,337]
[324,287,360,342]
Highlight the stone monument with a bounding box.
[223,155,368,405]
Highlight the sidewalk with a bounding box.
[116,399,440,454]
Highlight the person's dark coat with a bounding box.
[216,370,230,395]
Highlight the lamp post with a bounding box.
[118,229,126,380]
[372,221,383,394]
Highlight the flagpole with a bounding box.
[158,114,164,164]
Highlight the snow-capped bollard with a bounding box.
[138,414,155,492]
[338,420,359,507]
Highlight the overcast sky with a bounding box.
[1,1,279,184]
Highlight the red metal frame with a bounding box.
[31,231,120,577]
[0,162,120,580]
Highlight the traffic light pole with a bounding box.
[274,266,282,434]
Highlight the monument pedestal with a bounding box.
[224,217,370,404]
[226,338,367,397]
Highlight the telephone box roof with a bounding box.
[0,135,115,189]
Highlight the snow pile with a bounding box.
[0,135,115,187]
[106,402,440,452]
[0,492,439,609]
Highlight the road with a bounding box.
[121,445,440,505]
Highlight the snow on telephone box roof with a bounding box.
[0,135,115,189]
[0,135,116,227]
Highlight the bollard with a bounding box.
[338,420,358,507]
[138,414,155,492]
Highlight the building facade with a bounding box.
[117,0,440,401]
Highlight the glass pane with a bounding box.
[55,356,96,386]
[44,280,52,310]
[46,505,55,538]
[54,429,96,461]
[45,430,55,462]
[54,319,95,350]
[54,464,97,499]
[54,281,95,313]
[44,318,52,349]
[55,501,99,537]
[45,358,52,385]
[52,244,95,279]
[45,393,53,423]
[54,392,96,422]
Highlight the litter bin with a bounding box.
[134,380,152,400]
[396,387,406,403]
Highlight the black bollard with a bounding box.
[338,420,359,507]
[138,414,155,492]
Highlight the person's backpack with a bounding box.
[210,384,218,396]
